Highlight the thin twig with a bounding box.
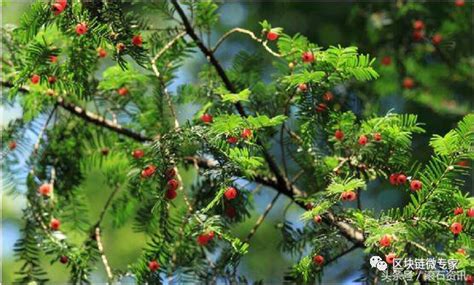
[244,192,281,243]
[212,27,282,58]
[150,31,187,78]
[33,105,58,155]
[95,227,114,283]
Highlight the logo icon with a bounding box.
[370,256,387,271]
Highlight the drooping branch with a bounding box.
[171,0,365,247]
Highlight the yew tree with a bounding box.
[1,0,473,284]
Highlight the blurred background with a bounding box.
[2,1,473,284]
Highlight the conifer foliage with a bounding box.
[1,1,473,283]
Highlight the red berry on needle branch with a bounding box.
[453,207,463,216]
[379,235,392,247]
[132,34,143,47]
[75,22,88,35]
[97,47,107,58]
[50,218,61,231]
[266,30,279,41]
[301,51,315,63]
[141,165,156,178]
[410,180,422,191]
[118,87,128,96]
[227,136,238,144]
[132,149,144,159]
[450,222,463,235]
[358,135,368,146]
[432,33,443,45]
[334,130,344,141]
[38,183,52,197]
[148,260,160,272]
[200,113,213,124]
[241,128,252,140]
[224,187,238,200]
[31,74,40,84]
[312,255,324,266]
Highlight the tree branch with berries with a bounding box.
[1,0,473,284]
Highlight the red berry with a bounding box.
[358,135,368,146]
[455,0,465,7]
[141,165,157,178]
[389,173,399,185]
[385,253,396,264]
[432,33,443,45]
[38,183,52,196]
[457,248,466,255]
[301,51,315,63]
[379,235,392,247]
[454,207,464,216]
[225,206,236,218]
[52,0,66,15]
[148,260,160,272]
[31,74,40,84]
[165,168,176,179]
[132,34,143,47]
[323,91,334,102]
[312,255,324,266]
[201,113,213,124]
[118,87,128,96]
[467,208,474,218]
[207,231,215,240]
[116,43,126,52]
[466,274,473,285]
[48,76,56,84]
[334,130,344,141]
[165,189,177,200]
[8,141,17,150]
[132,149,144,159]
[167,179,179,191]
[410,180,422,191]
[59,256,68,264]
[341,191,357,201]
[197,233,209,246]
[316,103,327,113]
[397,174,407,185]
[49,55,58,63]
[266,30,279,41]
[298,83,308,92]
[374,133,382,142]
[50,218,60,231]
[412,30,424,41]
[457,160,469,167]
[403,77,415,89]
[413,20,425,31]
[241,128,252,140]
[450,222,463,235]
[224,187,238,200]
[227,136,238,144]
[381,56,392,66]
[313,215,322,223]
[75,23,88,35]
[305,203,313,210]
[97,48,107,58]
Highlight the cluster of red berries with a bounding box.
[312,254,324,266]
[51,0,67,15]
[224,187,238,200]
[165,169,179,200]
[340,191,357,201]
[412,20,425,42]
[389,173,423,191]
[453,207,474,217]
[333,130,382,145]
[227,128,253,144]
[197,231,215,246]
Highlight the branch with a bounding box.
[95,227,114,283]
[244,192,281,243]
[212,27,282,57]
[1,80,152,142]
